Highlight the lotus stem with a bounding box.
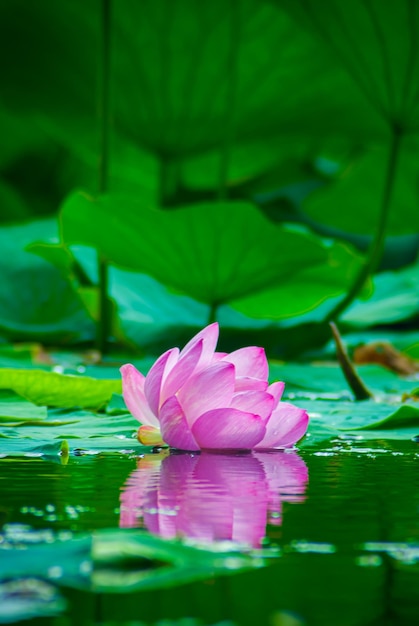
[217,0,239,201]
[159,158,181,207]
[96,0,111,354]
[208,301,219,324]
[326,126,403,322]
[330,322,373,401]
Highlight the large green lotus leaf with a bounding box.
[28,238,330,356]
[0,179,29,222]
[301,398,419,447]
[0,0,383,174]
[180,139,311,191]
[0,390,47,423]
[61,192,329,306]
[303,142,419,236]
[231,241,363,319]
[0,369,121,409]
[108,267,209,349]
[341,261,419,327]
[279,0,419,131]
[26,242,77,278]
[0,219,94,342]
[110,0,384,151]
[272,363,415,396]
[268,254,419,331]
[0,408,139,457]
[0,107,50,170]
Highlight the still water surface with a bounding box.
[1,440,419,625]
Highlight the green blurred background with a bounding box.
[1,0,418,359]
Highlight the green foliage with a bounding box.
[61,192,343,309]
[0,219,94,342]
[0,526,258,597]
[0,390,47,423]
[2,4,419,624]
[0,0,417,347]
[1,358,419,459]
[304,142,419,236]
[0,0,417,433]
[0,369,121,409]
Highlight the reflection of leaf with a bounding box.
[0,529,92,589]
[0,527,258,594]
[61,192,329,306]
[0,579,66,622]
[92,529,258,592]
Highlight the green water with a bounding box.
[1,440,419,625]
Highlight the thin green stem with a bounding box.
[217,0,239,201]
[96,0,111,353]
[159,157,180,207]
[330,322,373,400]
[326,127,403,322]
[208,301,219,325]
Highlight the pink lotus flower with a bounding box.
[120,323,308,451]
[120,450,308,548]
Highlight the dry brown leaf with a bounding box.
[354,342,419,376]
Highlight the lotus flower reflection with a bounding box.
[120,450,308,548]
[121,323,308,451]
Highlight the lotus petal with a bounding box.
[144,348,179,415]
[256,403,309,449]
[230,390,274,421]
[267,381,285,408]
[179,322,219,370]
[177,361,235,426]
[159,396,200,451]
[160,338,203,405]
[234,377,269,392]
[192,408,266,449]
[120,364,159,427]
[222,346,268,380]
